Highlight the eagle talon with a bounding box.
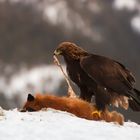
[92,110,101,119]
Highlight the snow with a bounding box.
[0,65,64,97]
[43,1,70,27]
[131,15,140,33]
[0,65,65,108]
[0,108,140,140]
[113,0,140,33]
[113,0,137,11]
[1,0,140,35]
[41,0,102,41]
[0,0,102,41]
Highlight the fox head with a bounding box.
[21,94,43,112]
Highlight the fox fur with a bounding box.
[22,94,124,125]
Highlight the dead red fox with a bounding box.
[21,94,124,125]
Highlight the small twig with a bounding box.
[53,55,76,98]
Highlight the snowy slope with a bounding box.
[2,0,140,34]
[0,108,140,140]
[0,65,65,108]
[0,65,65,97]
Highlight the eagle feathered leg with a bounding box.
[80,86,93,102]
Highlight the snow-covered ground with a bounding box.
[0,108,140,140]
[0,64,65,109]
[0,65,65,97]
[0,65,65,108]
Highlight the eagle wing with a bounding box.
[80,55,135,94]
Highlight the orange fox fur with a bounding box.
[22,94,124,125]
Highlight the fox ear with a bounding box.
[27,94,35,101]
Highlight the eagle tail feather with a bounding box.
[128,88,140,111]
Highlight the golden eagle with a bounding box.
[54,42,140,113]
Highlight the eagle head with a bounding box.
[54,42,88,60]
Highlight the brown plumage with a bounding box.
[54,42,140,112]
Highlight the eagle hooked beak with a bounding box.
[54,49,62,56]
